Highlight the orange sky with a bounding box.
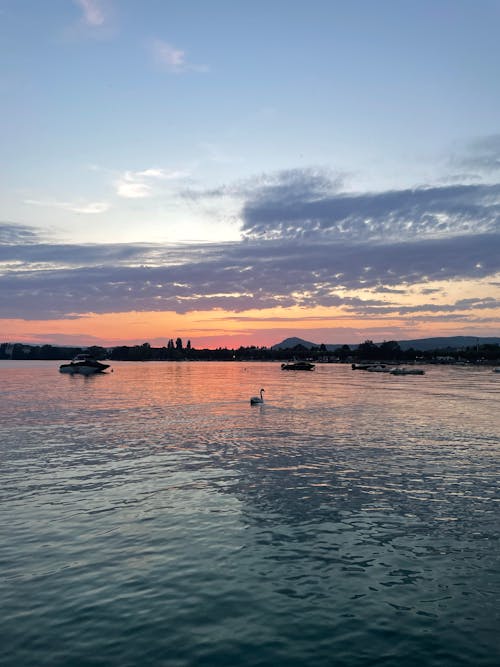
[3,296,499,348]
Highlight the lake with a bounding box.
[1,360,499,666]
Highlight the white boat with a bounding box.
[59,354,110,375]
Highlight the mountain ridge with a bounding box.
[271,335,500,352]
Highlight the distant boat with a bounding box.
[59,354,110,375]
[390,367,425,376]
[352,363,389,371]
[493,368,500,373]
[281,360,315,371]
[366,365,392,373]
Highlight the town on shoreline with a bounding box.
[1,338,499,366]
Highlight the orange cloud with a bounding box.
[3,300,499,349]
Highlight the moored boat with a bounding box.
[352,363,390,372]
[59,354,110,375]
[390,367,425,375]
[281,361,315,371]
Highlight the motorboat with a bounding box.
[59,354,110,375]
[390,367,425,375]
[281,361,315,371]
[352,363,390,372]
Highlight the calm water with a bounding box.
[1,361,499,667]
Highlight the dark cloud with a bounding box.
[334,296,500,318]
[1,232,499,320]
[0,242,152,266]
[1,169,500,322]
[182,167,344,203]
[238,170,500,241]
[0,223,40,245]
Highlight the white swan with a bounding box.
[250,388,265,405]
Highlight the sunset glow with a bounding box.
[1,1,499,347]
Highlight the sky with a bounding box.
[1,0,500,348]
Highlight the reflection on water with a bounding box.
[1,361,499,666]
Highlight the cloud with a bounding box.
[1,221,499,321]
[115,167,188,198]
[229,168,500,242]
[72,202,109,214]
[136,168,187,179]
[115,179,152,199]
[151,39,209,73]
[2,168,500,322]
[0,223,39,245]
[185,167,344,204]
[458,135,500,174]
[74,0,106,27]
[25,199,110,214]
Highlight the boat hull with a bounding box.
[281,362,315,371]
[390,368,425,375]
[59,362,109,375]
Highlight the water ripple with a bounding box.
[1,361,499,666]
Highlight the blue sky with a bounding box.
[1,0,499,346]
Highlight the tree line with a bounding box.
[1,339,499,364]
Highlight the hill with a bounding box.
[272,335,500,351]
[270,337,330,350]
[395,336,500,351]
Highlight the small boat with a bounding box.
[59,354,110,375]
[281,361,315,371]
[390,367,425,376]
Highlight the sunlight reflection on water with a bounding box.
[1,361,499,666]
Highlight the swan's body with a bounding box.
[250,388,265,405]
